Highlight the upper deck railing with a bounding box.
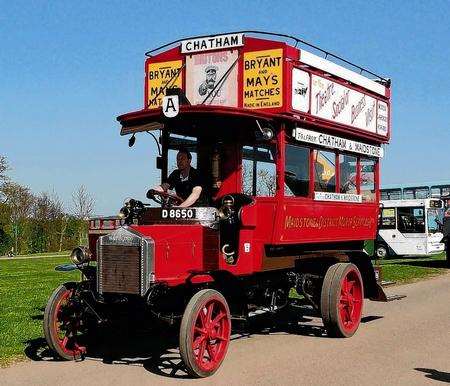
[144,30,390,87]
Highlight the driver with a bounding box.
[154,147,203,207]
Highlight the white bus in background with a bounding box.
[376,198,445,258]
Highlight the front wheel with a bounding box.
[321,263,364,338]
[375,244,389,259]
[179,289,231,378]
[43,282,87,360]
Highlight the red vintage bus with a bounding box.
[44,31,391,377]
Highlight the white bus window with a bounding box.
[339,155,357,194]
[380,208,396,229]
[427,208,444,233]
[314,150,335,192]
[403,189,414,199]
[285,145,309,197]
[397,207,425,233]
[360,158,375,202]
[430,187,441,198]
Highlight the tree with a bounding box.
[0,182,35,254]
[0,155,9,183]
[72,185,95,245]
[29,191,65,253]
[72,185,95,219]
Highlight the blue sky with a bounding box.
[1,0,449,214]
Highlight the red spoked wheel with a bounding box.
[321,263,364,338]
[179,289,231,378]
[43,282,87,360]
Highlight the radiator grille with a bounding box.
[97,227,154,296]
[99,245,141,294]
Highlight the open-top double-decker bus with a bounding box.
[44,31,392,377]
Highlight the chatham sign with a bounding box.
[181,33,244,54]
[292,127,384,158]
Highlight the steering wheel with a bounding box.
[146,189,183,208]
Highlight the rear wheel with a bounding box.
[43,282,87,360]
[179,289,231,378]
[321,263,364,338]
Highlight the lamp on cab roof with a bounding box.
[256,120,274,141]
[128,134,136,147]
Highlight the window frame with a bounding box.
[284,134,379,202]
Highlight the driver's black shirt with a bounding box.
[166,167,202,200]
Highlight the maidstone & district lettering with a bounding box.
[284,215,375,230]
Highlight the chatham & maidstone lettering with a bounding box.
[284,215,375,230]
[293,129,382,158]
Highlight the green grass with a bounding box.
[377,253,448,284]
[0,256,78,367]
[0,253,448,367]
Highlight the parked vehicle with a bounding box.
[376,199,445,258]
[43,31,392,377]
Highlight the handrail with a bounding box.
[144,30,389,84]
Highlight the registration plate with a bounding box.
[161,208,196,220]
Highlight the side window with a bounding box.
[397,207,425,233]
[285,144,310,197]
[339,155,357,194]
[403,189,414,199]
[360,158,376,202]
[380,208,396,229]
[242,145,276,197]
[313,150,336,192]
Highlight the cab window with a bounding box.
[242,145,276,197]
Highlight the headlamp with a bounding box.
[70,246,91,265]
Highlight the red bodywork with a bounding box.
[91,33,391,288]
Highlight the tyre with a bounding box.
[320,263,364,338]
[179,289,231,378]
[375,244,388,259]
[43,282,87,360]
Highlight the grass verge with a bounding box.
[377,253,448,284]
[0,256,78,367]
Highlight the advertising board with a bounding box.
[147,60,183,108]
[243,48,283,109]
[186,51,238,106]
